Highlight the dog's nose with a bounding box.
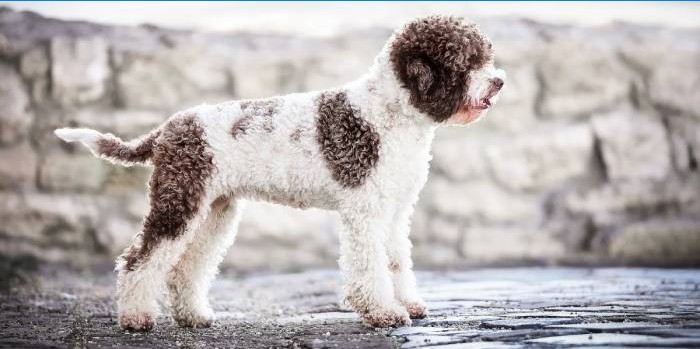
[491,77,504,90]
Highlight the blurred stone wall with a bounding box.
[1,8,699,271]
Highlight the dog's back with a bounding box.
[193,92,340,209]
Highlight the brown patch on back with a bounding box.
[389,16,493,122]
[231,98,282,138]
[124,114,214,271]
[315,91,380,188]
[96,131,160,164]
[231,116,253,139]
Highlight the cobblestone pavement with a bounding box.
[1,267,699,348]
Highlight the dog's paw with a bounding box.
[119,313,155,332]
[363,306,411,328]
[401,299,428,319]
[174,312,215,328]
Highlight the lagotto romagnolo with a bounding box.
[54,16,505,331]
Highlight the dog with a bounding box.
[54,15,505,331]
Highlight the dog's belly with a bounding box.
[217,138,340,210]
[235,185,336,210]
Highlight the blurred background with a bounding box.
[1,2,699,277]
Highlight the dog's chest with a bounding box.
[374,125,435,196]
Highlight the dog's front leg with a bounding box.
[386,206,427,319]
[338,210,411,327]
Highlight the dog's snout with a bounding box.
[491,77,504,90]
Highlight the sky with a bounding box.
[3,2,699,37]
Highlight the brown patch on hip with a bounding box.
[315,91,380,188]
[123,113,214,271]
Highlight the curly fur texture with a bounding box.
[390,16,493,122]
[166,195,242,328]
[54,15,505,331]
[316,91,381,188]
[231,98,282,138]
[123,114,215,271]
[96,131,160,165]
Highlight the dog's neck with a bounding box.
[344,49,438,141]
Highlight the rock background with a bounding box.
[1,8,699,271]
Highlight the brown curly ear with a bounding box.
[406,57,434,94]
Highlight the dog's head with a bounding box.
[389,16,505,125]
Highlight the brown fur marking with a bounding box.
[402,301,427,319]
[346,292,410,327]
[231,116,253,139]
[315,91,380,188]
[96,131,160,164]
[364,311,411,327]
[388,261,401,273]
[124,114,214,271]
[231,98,282,138]
[211,195,230,211]
[290,128,304,142]
[119,312,155,332]
[122,234,144,273]
[389,16,493,122]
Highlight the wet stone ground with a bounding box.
[1,267,699,348]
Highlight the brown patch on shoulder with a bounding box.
[96,131,160,164]
[315,91,380,188]
[389,16,493,122]
[123,113,214,271]
[231,98,282,138]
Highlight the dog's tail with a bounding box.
[54,127,159,167]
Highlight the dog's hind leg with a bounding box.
[166,196,244,328]
[114,113,216,331]
[115,206,209,332]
